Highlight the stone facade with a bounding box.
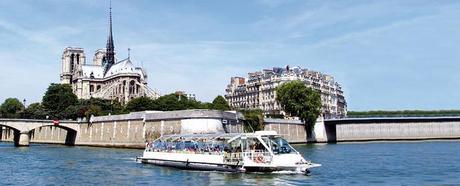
[225,66,347,118]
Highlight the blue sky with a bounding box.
[0,0,459,111]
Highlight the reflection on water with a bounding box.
[0,141,459,185]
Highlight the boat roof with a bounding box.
[157,131,280,142]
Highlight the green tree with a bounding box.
[125,97,157,112]
[0,98,25,118]
[84,104,103,119]
[23,103,49,119]
[79,98,124,116]
[200,102,213,110]
[61,105,79,120]
[42,83,78,119]
[276,80,322,137]
[211,95,230,111]
[153,93,206,111]
[240,109,264,132]
[155,93,186,111]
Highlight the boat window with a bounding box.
[246,138,267,152]
[228,140,242,153]
[270,137,296,154]
[150,139,227,155]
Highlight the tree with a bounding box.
[276,80,322,137]
[240,109,264,132]
[153,93,206,111]
[42,83,78,119]
[23,103,48,119]
[79,98,124,116]
[125,97,157,112]
[211,95,230,111]
[0,98,25,118]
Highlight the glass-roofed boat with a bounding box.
[137,131,320,174]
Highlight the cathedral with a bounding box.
[60,6,159,104]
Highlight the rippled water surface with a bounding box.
[1,141,459,185]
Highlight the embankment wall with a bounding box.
[3,113,460,147]
[263,119,307,143]
[0,110,243,148]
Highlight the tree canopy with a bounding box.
[124,94,229,112]
[42,83,78,119]
[211,95,230,111]
[23,103,48,119]
[240,109,264,132]
[125,97,157,112]
[276,80,322,136]
[0,98,25,118]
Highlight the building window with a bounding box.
[128,80,136,94]
[70,53,75,72]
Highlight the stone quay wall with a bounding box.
[77,110,243,148]
[324,117,460,142]
[0,110,244,148]
[4,113,460,147]
[263,118,307,143]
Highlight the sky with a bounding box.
[0,0,459,111]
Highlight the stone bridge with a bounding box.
[0,119,80,146]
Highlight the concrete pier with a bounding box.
[16,132,30,146]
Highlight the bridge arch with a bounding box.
[0,123,21,133]
[0,124,27,146]
[29,125,78,146]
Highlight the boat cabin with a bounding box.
[146,131,298,164]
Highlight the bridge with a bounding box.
[323,116,460,142]
[0,119,80,146]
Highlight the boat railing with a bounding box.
[242,150,272,164]
[224,152,244,164]
[145,147,225,155]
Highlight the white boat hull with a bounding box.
[138,151,320,173]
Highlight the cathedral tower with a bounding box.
[93,49,106,66]
[60,47,85,84]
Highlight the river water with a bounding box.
[1,141,459,185]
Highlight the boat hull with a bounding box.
[137,155,319,173]
[138,157,243,172]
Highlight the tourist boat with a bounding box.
[137,131,321,174]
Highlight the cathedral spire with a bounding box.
[104,0,115,74]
